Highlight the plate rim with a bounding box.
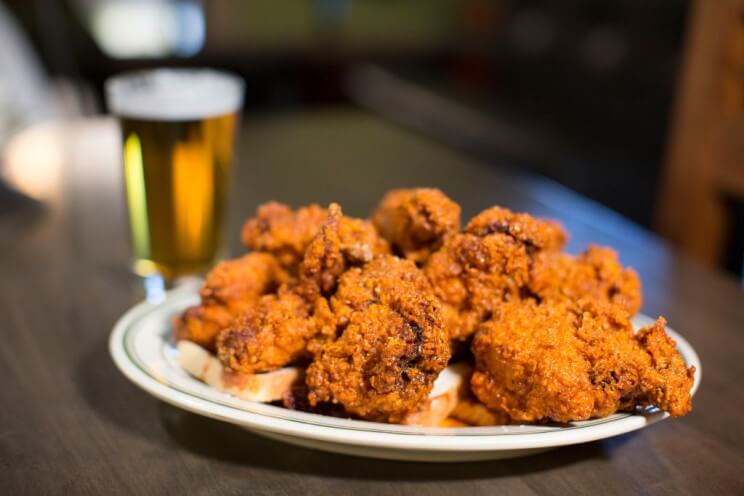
[109,285,702,452]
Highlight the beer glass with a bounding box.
[105,69,244,284]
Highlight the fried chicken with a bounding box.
[306,255,451,423]
[328,250,434,326]
[424,206,567,340]
[465,206,567,251]
[213,204,387,374]
[216,287,336,374]
[371,188,461,264]
[173,253,288,350]
[176,190,695,427]
[470,299,694,423]
[529,245,642,315]
[298,203,389,301]
[241,202,328,269]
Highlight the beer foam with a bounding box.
[106,69,244,121]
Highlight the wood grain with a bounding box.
[1,111,742,495]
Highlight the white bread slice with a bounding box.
[178,341,472,426]
[177,340,301,403]
[401,362,473,427]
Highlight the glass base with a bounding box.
[143,273,167,304]
[133,258,208,303]
[132,257,213,279]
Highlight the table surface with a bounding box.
[1,108,742,495]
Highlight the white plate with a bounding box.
[109,283,702,462]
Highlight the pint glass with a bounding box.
[106,69,244,281]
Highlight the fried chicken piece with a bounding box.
[306,255,451,423]
[241,202,328,268]
[329,252,434,326]
[424,206,567,340]
[216,287,336,374]
[632,317,696,417]
[173,253,289,350]
[298,203,389,301]
[464,206,567,252]
[470,299,694,423]
[215,203,387,373]
[424,234,525,340]
[371,188,461,263]
[529,245,642,315]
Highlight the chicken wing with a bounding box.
[424,206,567,340]
[216,203,388,373]
[470,299,694,423]
[173,252,288,350]
[306,255,451,422]
[216,287,336,374]
[371,188,461,264]
[241,202,328,269]
[529,245,642,315]
[298,203,389,301]
[464,206,567,251]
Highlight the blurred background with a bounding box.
[0,0,742,280]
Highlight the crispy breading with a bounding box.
[306,255,451,423]
[464,206,567,252]
[631,318,696,416]
[424,206,567,340]
[216,287,335,374]
[298,203,389,301]
[529,245,642,314]
[371,188,461,263]
[329,252,434,327]
[173,253,288,350]
[213,204,387,374]
[470,299,694,423]
[241,202,328,269]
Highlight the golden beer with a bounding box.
[107,69,244,280]
[121,114,237,278]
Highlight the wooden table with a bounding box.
[1,109,742,495]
